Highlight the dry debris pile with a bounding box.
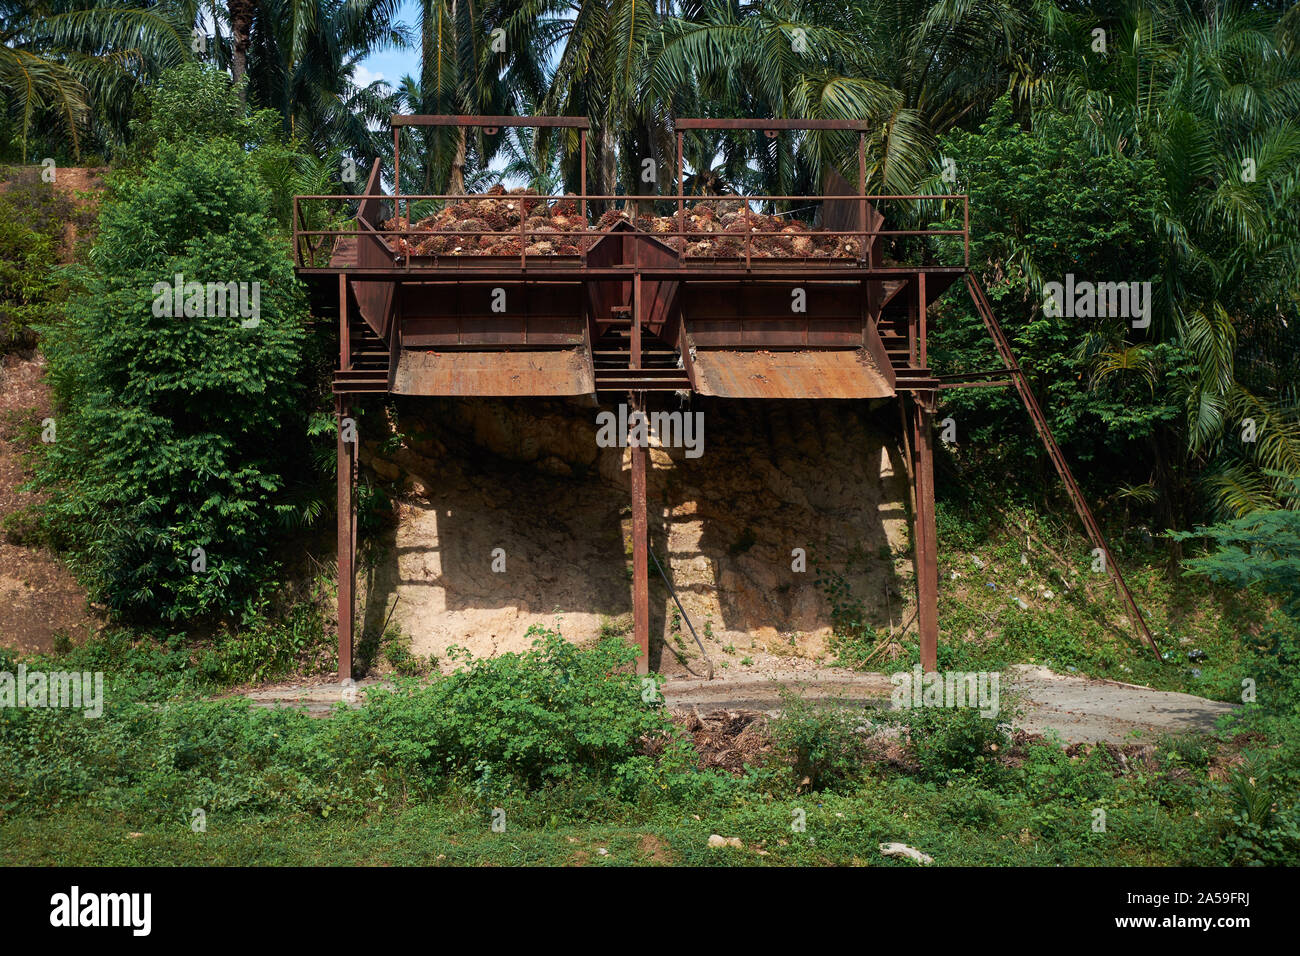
[381,186,865,258]
[675,709,773,773]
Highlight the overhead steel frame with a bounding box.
[305,113,1160,681]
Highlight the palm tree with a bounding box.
[0,0,192,159]
[474,1,1021,207]
[483,0,670,200]
[497,121,562,192]
[227,0,255,91]
[401,0,540,195]
[1022,1,1300,516]
[647,0,1022,194]
[243,0,407,162]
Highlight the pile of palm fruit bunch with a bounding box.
[383,188,862,258]
[383,185,577,257]
[648,198,863,259]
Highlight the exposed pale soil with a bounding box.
[357,396,912,674]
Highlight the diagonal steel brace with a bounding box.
[965,273,1162,659]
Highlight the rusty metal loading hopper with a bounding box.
[678,279,897,399]
[392,279,595,397]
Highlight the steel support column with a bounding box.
[917,271,928,367]
[336,272,355,680]
[629,272,649,673]
[911,393,940,671]
[337,395,355,679]
[630,395,650,675]
[964,273,1161,657]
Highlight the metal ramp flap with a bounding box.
[391,347,595,397]
[687,346,895,399]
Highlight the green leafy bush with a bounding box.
[899,706,1008,783]
[931,98,1171,475]
[1218,765,1300,866]
[37,125,310,622]
[125,63,318,229]
[0,179,68,351]
[1175,491,1300,720]
[201,577,335,684]
[0,628,679,818]
[361,627,675,787]
[769,691,870,791]
[1017,740,1115,807]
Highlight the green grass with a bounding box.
[0,767,1228,867]
[823,500,1273,702]
[2,626,1291,866]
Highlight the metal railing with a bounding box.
[292,191,970,272]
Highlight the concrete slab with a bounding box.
[1003,664,1238,744]
[659,664,1237,744]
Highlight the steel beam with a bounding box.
[628,272,650,673]
[964,274,1161,658]
[917,271,928,368]
[392,114,590,128]
[336,273,356,680]
[339,274,351,368]
[630,397,650,676]
[337,395,355,680]
[675,118,869,131]
[295,265,970,283]
[911,394,940,671]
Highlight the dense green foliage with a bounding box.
[769,691,872,791]
[0,172,74,350]
[353,629,677,790]
[35,65,314,621]
[1173,479,1300,723]
[2,627,1296,865]
[930,73,1300,526]
[1176,480,1300,618]
[932,100,1188,514]
[0,628,680,817]
[0,0,399,165]
[0,0,189,161]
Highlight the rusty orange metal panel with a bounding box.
[863,312,895,385]
[683,283,862,348]
[823,167,884,264]
[391,346,595,396]
[583,224,681,337]
[584,228,632,329]
[350,167,398,338]
[402,314,586,347]
[350,231,396,338]
[400,283,585,347]
[686,346,895,399]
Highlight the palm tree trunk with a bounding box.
[229,0,257,97]
[421,1,437,193]
[449,127,467,194]
[594,124,617,215]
